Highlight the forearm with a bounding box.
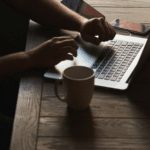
[26,0,87,31]
[0,51,31,83]
[7,0,88,32]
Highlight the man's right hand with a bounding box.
[27,36,78,68]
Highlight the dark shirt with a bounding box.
[0,2,29,149]
[0,0,29,117]
[0,0,29,56]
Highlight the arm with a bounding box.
[5,0,87,32]
[5,0,116,44]
[0,51,31,83]
[0,36,78,83]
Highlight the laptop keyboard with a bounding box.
[91,40,144,82]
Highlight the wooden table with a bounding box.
[10,0,150,149]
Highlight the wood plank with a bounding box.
[94,8,150,23]
[40,79,150,118]
[37,137,150,150]
[85,0,150,7]
[40,98,150,118]
[10,74,43,150]
[38,117,150,138]
[58,0,150,7]
[10,20,44,150]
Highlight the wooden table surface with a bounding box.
[10,0,150,149]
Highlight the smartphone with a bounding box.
[110,19,150,35]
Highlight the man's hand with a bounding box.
[27,36,78,68]
[80,17,116,45]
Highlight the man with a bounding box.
[0,0,116,149]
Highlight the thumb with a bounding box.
[60,53,74,62]
[83,35,100,45]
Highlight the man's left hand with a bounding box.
[80,17,116,45]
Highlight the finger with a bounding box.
[108,23,116,39]
[93,18,106,41]
[104,22,115,40]
[101,20,112,41]
[64,53,74,61]
[59,53,74,62]
[56,38,78,49]
[83,34,101,45]
[106,21,113,40]
[52,36,72,42]
[59,46,77,57]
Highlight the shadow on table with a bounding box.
[126,82,150,118]
[61,106,96,148]
[126,56,150,118]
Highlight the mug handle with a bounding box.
[55,79,67,102]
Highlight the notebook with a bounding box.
[44,33,150,90]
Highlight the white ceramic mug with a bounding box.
[55,66,95,110]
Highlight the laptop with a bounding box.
[44,33,150,90]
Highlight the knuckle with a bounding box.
[69,38,75,42]
[52,37,58,42]
[67,38,74,44]
[99,17,105,22]
[71,38,76,42]
[67,36,72,38]
[93,18,99,24]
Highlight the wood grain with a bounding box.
[58,0,150,7]
[10,21,44,150]
[37,137,150,150]
[10,73,43,150]
[40,78,150,118]
[95,8,150,23]
[85,0,150,7]
[38,117,150,138]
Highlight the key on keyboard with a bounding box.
[91,40,143,82]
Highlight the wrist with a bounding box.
[25,50,36,68]
[78,17,89,33]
